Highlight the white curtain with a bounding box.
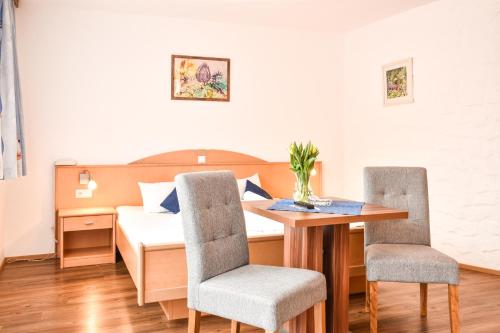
[0,0,26,180]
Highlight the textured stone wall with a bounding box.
[342,0,500,269]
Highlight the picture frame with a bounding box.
[383,58,414,106]
[171,54,230,102]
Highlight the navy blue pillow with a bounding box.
[160,188,180,214]
[244,180,272,199]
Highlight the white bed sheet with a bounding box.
[117,206,284,253]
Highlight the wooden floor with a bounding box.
[0,260,499,333]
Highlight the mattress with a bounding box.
[117,206,284,253]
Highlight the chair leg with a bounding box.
[231,320,240,333]
[369,281,378,333]
[365,278,370,312]
[420,283,428,317]
[448,285,460,333]
[188,309,201,333]
[314,301,325,333]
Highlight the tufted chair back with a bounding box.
[175,171,249,309]
[364,167,430,247]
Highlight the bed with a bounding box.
[116,205,285,319]
[116,206,284,252]
[54,149,365,321]
[55,150,322,318]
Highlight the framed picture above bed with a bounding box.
[383,58,414,106]
[171,54,230,102]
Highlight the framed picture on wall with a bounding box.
[171,55,230,102]
[383,58,414,106]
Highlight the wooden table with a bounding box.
[243,200,408,333]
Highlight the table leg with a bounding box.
[324,224,350,333]
[323,226,334,333]
[284,225,324,333]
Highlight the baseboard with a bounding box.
[460,263,500,276]
[5,252,56,264]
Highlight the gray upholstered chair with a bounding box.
[176,171,326,333]
[364,167,460,333]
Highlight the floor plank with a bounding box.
[350,270,500,333]
[0,260,498,332]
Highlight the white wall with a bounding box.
[342,0,500,269]
[4,1,344,256]
[8,0,499,271]
[0,184,5,263]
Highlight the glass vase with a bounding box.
[293,172,313,203]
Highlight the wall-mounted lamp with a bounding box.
[79,170,98,190]
[88,179,97,190]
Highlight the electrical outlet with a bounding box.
[75,189,92,198]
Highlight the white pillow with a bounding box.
[237,173,261,199]
[138,181,175,213]
[242,191,268,201]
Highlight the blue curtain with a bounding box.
[0,0,26,180]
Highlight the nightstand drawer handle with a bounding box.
[84,221,94,225]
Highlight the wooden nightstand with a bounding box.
[58,207,116,269]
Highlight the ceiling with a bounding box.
[46,0,437,32]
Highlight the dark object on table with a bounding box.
[294,201,315,209]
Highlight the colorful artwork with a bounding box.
[383,58,414,106]
[386,67,407,98]
[171,55,230,101]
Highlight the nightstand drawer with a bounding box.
[63,215,113,232]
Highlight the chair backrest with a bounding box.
[364,167,430,247]
[175,170,249,308]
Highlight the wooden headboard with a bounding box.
[55,149,323,210]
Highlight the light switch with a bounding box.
[197,155,206,164]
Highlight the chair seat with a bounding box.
[197,264,326,331]
[366,244,459,285]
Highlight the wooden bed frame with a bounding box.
[54,149,365,320]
